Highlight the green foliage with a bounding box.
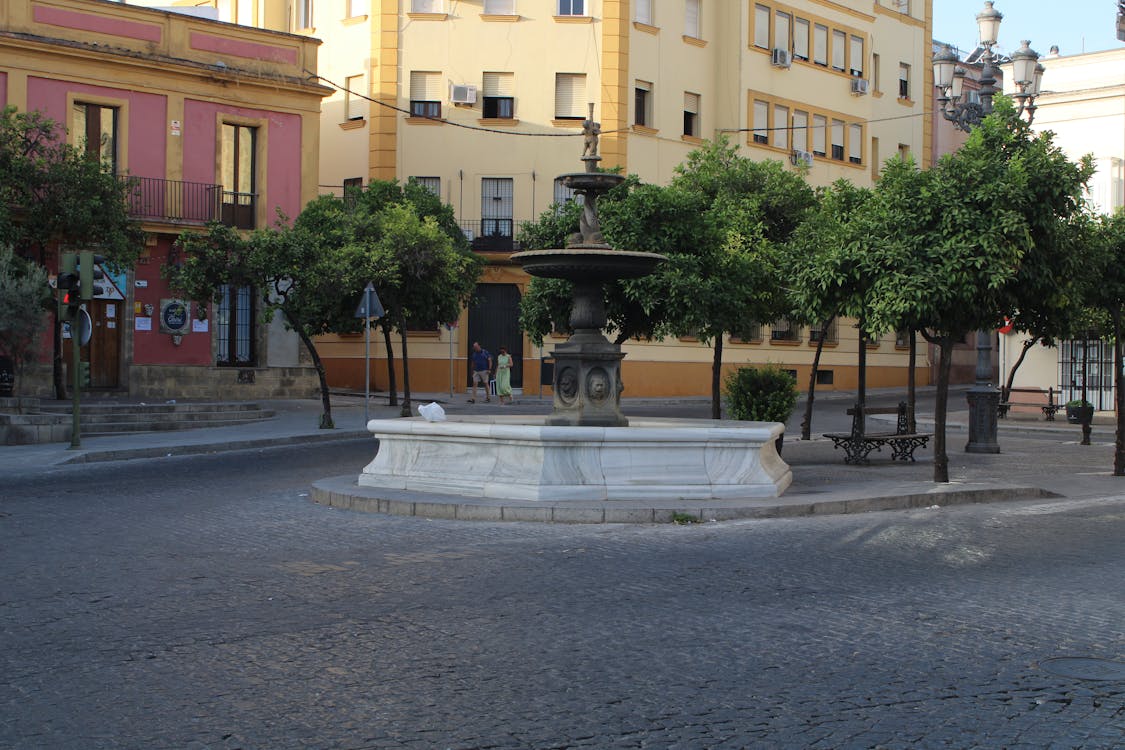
[670,512,702,525]
[0,106,141,264]
[723,365,799,423]
[167,180,481,427]
[0,246,51,398]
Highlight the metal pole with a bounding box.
[1081,333,1092,445]
[448,325,454,400]
[966,329,1001,453]
[364,314,370,424]
[69,319,81,450]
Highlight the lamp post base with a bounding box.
[965,386,1001,453]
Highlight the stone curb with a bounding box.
[310,475,1060,525]
[61,430,371,464]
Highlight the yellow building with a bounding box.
[140,0,935,397]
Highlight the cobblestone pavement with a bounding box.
[2,439,1123,749]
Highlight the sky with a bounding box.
[931,0,1123,57]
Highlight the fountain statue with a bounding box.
[511,103,664,427]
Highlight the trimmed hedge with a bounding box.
[724,365,799,423]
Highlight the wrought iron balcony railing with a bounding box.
[459,219,526,253]
[125,176,223,224]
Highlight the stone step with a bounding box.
[79,415,276,436]
[56,409,275,427]
[37,401,266,415]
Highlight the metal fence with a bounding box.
[125,176,223,224]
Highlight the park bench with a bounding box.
[998,386,1061,421]
[824,401,933,465]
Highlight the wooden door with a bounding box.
[81,299,121,389]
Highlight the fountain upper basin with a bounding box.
[511,247,666,283]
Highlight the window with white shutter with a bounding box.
[849,35,864,76]
[483,72,514,119]
[832,30,846,71]
[849,124,862,164]
[793,18,810,60]
[753,100,769,144]
[683,92,700,137]
[685,0,700,38]
[813,24,827,66]
[831,119,844,161]
[812,114,826,156]
[554,73,586,119]
[792,110,808,152]
[774,11,790,52]
[409,71,442,118]
[635,0,652,25]
[753,5,770,49]
[484,0,514,13]
[772,105,788,150]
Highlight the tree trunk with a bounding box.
[288,312,334,429]
[380,319,398,406]
[933,337,953,483]
[1001,337,1038,402]
[398,319,412,418]
[908,328,917,433]
[711,334,723,420]
[801,315,833,440]
[1114,310,1125,476]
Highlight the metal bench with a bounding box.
[824,401,933,465]
[998,386,1060,421]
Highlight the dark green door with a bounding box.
[467,283,523,388]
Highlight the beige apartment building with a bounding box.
[136,0,935,398]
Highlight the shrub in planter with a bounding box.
[724,365,799,425]
[1065,398,1094,424]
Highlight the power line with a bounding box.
[308,71,628,138]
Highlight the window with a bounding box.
[216,284,255,366]
[872,53,880,91]
[774,11,790,52]
[792,110,808,152]
[849,36,864,76]
[481,177,514,240]
[554,73,586,119]
[220,123,256,229]
[553,177,583,210]
[409,176,440,196]
[831,119,844,161]
[634,81,652,127]
[832,29,846,71]
[895,329,911,348]
[813,24,828,66]
[221,0,261,25]
[482,72,514,119]
[345,75,365,120]
[635,0,652,25]
[871,137,880,178]
[349,0,369,16]
[898,143,910,160]
[770,318,800,342]
[295,0,312,28]
[342,176,362,207]
[409,71,442,118]
[72,102,118,174]
[849,123,862,164]
[752,100,769,144]
[772,104,788,150]
[483,0,513,13]
[816,369,834,385]
[753,4,770,48]
[793,17,810,60]
[812,114,826,157]
[898,63,910,99]
[731,323,762,343]
[685,0,700,38]
[558,0,584,16]
[683,92,700,137]
[809,319,838,344]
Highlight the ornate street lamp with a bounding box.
[932,1,1042,455]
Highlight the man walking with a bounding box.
[469,341,493,403]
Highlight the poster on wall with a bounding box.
[159,299,192,335]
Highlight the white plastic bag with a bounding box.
[418,402,446,422]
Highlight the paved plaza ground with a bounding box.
[1,393,1123,748]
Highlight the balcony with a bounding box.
[125,176,222,224]
[460,219,525,253]
[221,191,257,230]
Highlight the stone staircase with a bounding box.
[34,401,276,437]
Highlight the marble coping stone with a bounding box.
[360,415,792,501]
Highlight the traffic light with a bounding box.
[58,251,79,322]
[78,250,105,300]
[78,361,91,389]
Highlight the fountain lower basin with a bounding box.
[360,415,791,501]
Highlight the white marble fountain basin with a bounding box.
[359,416,791,501]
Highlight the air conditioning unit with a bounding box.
[450,84,477,105]
[850,78,869,95]
[791,149,813,168]
[770,48,792,68]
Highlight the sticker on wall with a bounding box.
[135,317,152,331]
[171,120,181,136]
[107,321,116,329]
[159,299,192,334]
[106,304,116,319]
[192,319,209,333]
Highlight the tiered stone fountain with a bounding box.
[354,110,791,505]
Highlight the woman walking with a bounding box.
[495,346,513,405]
